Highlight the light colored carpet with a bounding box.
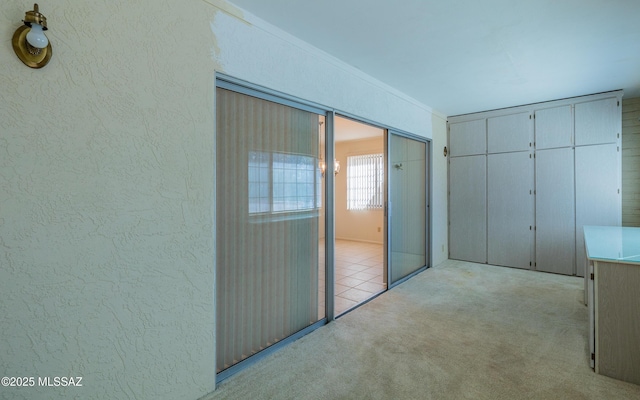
[204,260,640,399]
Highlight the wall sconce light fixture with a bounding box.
[320,159,340,177]
[13,4,52,68]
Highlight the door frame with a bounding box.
[215,75,332,384]
[386,129,432,288]
[214,73,432,383]
[332,114,387,317]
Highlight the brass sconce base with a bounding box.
[12,25,52,68]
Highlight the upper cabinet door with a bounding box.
[449,119,486,157]
[535,105,573,149]
[487,112,532,153]
[575,97,619,146]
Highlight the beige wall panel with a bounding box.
[622,98,640,226]
[335,137,385,243]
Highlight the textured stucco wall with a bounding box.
[1,1,217,399]
[0,1,445,399]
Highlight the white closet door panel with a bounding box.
[535,105,573,149]
[449,155,487,263]
[449,119,486,157]
[575,98,618,146]
[575,144,621,277]
[487,152,534,269]
[535,148,575,275]
[488,112,532,153]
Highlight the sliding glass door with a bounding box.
[388,132,429,285]
[215,87,325,378]
[215,79,431,381]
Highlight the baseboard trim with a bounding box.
[335,237,383,245]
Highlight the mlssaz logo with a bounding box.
[38,377,83,387]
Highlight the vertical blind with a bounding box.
[216,88,323,373]
[347,153,384,210]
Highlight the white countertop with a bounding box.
[584,226,640,264]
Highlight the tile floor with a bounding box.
[318,239,386,317]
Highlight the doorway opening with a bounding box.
[332,116,386,315]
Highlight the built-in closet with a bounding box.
[448,91,622,277]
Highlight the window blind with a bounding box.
[347,153,384,210]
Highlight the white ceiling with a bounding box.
[229,0,640,116]
[335,116,384,142]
